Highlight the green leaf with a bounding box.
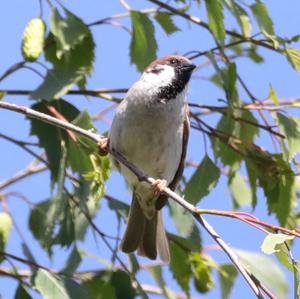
[275,246,294,272]
[190,253,215,293]
[107,198,129,220]
[251,2,277,47]
[218,264,238,299]
[261,233,294,255]
[32,18,95,100]
[15,284,33,299]
[130,10,157,72]
[229,173,252,208]
[0,212,12,259]
[169,200,194,236]
[236,249,288,299]
[61,246,82,275]
[185,155,220,205]
[285,48,300,72]
[154,12,180,35]
[82,272,116,299]
[0,91,6,100]
[50,8,90,58]
[29,100,80,183]
[110,270,136,299]
[169,241,191,294]
[223,0,251,37]
[34,269,89,299]
[277,113,300,160]
[205,0,225,44]
[22,18,46,61]
[268,84,279,105]
[293,261,300,299]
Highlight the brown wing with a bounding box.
[156,103,190,210]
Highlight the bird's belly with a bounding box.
[119,117,182,183]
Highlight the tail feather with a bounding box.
[121,194,170,263]
[121,195,145,253]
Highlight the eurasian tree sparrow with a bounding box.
[108,55,195,262]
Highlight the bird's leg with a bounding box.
[98,137,109,156]
[152,179,167,196]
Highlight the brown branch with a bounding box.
[0,100,267,298]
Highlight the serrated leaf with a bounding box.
[236,249,288,299]
[34,269,89,299]
[223,0,251,37]
[169,242,191,294]
[154,12,180,35]
[22,18,46,61]
[268,84,279,105]
[218,264,238,299]
[205,0,225,44]
[185,155,220,205]
[51,8,90,58]
[0,213,12,259]
[277,113,300,161]
[229,173,252,208]
[32,17,95,100]
[261,233,294,255]
[285,48,300,72]
[130,10,157,72]
[15,284,33,299]
[251,2,277,47]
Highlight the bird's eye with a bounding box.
[170,58,178,65]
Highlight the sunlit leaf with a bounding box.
[224,0,251,37]
[205,0,225,43]
[185,155,220,205]
[236,249,288,299]
[285,47,300,72]
[0,213,12,260]
[130,10,157,72]
[251,2,278,47]
[293,261,300,299]
[268,84,279,105]
[229,173,252,208]
[22,18,46,61]
[261,233,294,255]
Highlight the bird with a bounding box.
[107,54,195,262]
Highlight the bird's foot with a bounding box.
[152,179,167,196]
[98,137,109,156]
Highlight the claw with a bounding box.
[98,137,109,156]
[152,179,167,196]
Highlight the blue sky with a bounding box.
[1,0,300,298]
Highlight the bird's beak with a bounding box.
[180,62,196,73]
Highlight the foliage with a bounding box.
[0,1,300,299]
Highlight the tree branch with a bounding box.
[0,100,266,298]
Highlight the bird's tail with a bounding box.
[120,195,170,263]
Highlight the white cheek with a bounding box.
[141,65,175,90]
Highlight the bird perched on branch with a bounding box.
[103,54,195,262]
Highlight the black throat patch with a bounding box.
[156,68,192,101]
